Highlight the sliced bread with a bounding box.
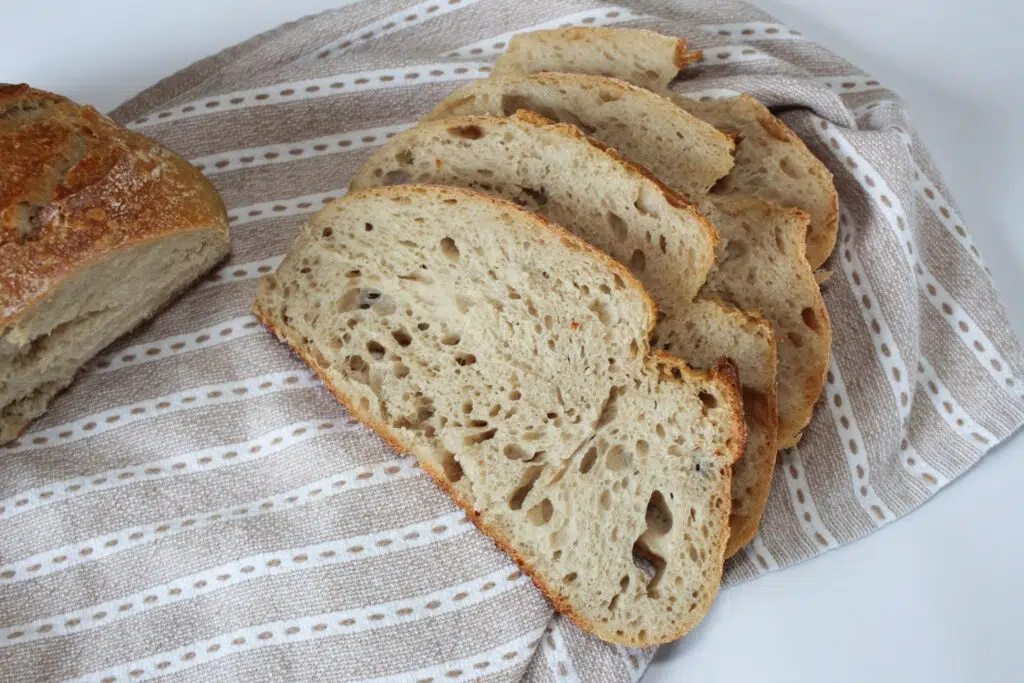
[423,81,779,553]
[655,298,777,556]
[492,27,700,92]
[254,185,744,646]
[488,26,838,268]
[350,111,719,305]
[424,72,734,199]
[698,195,831,447]
[674,94,839,269]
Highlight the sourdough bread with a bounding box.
[698,195,831,447]
[492,27,699,92]
[254,185,744,646]
[421,85,779,553]
[425,72,734,199]
[674,94,839,268]
[350,111,718,305]
[0,84,230,445]
[488,26,838,267]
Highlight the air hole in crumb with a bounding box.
[364,222,374,232]
[527,498,553,525]
[439,451,463,482]
[440,237,460,260]
[504,443,529,460]
[600,490,611,509]
[608,212,628,241]
[417,322,430,331]
[441,333,460,345]
[509,466,544,510]
[579,446,598,473]
[448,124,484,139]
[698,391,717,412]
[563,572,578,584]
[645,491,673,535]
[464,428,497,445]
[366,341,386,359]
[605,445,629,471]
[630,249,646,273]
[801,307,821,333]
[455,353,476,366]
[383,169,410,185]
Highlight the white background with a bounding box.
[2,1,1023,681]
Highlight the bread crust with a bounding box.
[0,84,230,331]
[253,185,746,646]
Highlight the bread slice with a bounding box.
[698,195,831,447]
[424,72,734,199]
[674,94,839,269]
[492,27,700,92]
[0,84,230,445]
[655,298,777,556]
[350,111,719,305]
[254,185,744,646]
[423,80,778,554]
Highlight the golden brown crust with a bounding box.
[254,185,745,646]
[674,42,704,69]
[0,84,230,330]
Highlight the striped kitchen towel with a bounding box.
[2,1,1022,681]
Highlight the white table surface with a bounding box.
[3,1,1022,681]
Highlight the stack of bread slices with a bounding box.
[254,27,836,647]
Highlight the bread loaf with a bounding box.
[0,84,230,445]
[492,27,700,91]
[254,185,744,645]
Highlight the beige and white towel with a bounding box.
[2,1,1022,681]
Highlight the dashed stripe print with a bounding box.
[823,361,896,525]
[834,208,950,490]
[0,458,421,585]
[358,626,546,683]
[777,447,839,550]
[0,419,351,522]
[446,6,648,59]
[702,44,772,65]
[915,357,998,447]
[194,122,414,175]
[92,316,263,373]
[226,188,346,228]
[200,257,284,291]
[743,533,780,573]
[698,22,806,40]
[2,370,319,455]
[540,622,581,683]
[126,62,492,130]
[67,566,529,683]
[307,0,485,61]
[0,511,470,647]
[818,121,1020,394]
[818,75,885,94]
